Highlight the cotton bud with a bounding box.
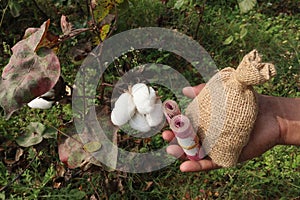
[27,90,55,109]
[27,97,54,109]
[145,99,164,127]
[111,83,164,132]
[132,83,156,114]
[129,113,151,132]
[111,92,136,126]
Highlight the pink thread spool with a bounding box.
[162,100,180,123]
[170,115,205,161]
[162,100,205,161]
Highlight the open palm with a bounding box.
[162,84,282,172]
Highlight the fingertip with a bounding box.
[182,87,197,99]
[166,144,185,159]
[180,161,202,172]
[180,159,221,172]
[162,130,175,142]
[182,84,205,98]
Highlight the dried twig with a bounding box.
[0,2,9,29]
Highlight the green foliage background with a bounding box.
[0,0,299,199]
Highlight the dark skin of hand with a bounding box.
[162,84,300,172]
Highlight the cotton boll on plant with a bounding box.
[145,99,163,127]
[27,90,55,109]
[110,92,136,126]
[132,83,157,114]
[129,113,151,133]
[111,83,165,133]
[27,97,54,109]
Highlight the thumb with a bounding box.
[182,84,206,98]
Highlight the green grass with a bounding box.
[1,0,300,199]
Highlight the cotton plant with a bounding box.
[111,83,164,132]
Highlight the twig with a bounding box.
[50,27,93,48]
[0,152,38,192]
[88,174,101,199]
[100,83,114,87]
[88,0,97,28]
[0,2,9,29]
[49,124,83,146]
[194,0,207,40]
[105,4,118,39]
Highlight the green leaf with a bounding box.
[83,141,102,153]
[8,0,21,18]
[100,24,110,41]
[16,122,57,147]
[68,189,86,199]
[16,122,44,147]
[223,35,234,45]
[0,20,60,119]
[238,0,257,13]
[42,127,58,139]
[0,191,5,200]
[240,27,248,39]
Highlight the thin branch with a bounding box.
[88,0,96,27]
[0,2,9,29]
[49,27,93,48]
[194,0,207,40]
[88,175,101,199]
[106,3,119,39]
[49,124,84,146]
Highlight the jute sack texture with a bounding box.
[185,49,276,167]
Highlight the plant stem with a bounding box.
[0,2,9,29]
[194,0,207,40]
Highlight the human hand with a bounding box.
[162,84,282,172]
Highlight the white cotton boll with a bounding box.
[132,83,156,114]
[148,87,156,105]
[146,99,164,127]
[27,97,54,109]
[111,109,128,126]
[129,113,151,132]
[111,92,136,126]
[40,89,55,98]
[114,92,136,112]
[131,83,148,95]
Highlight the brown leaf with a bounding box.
[15,148,23,162]
[60,15,73,35]
[56,163,66,178]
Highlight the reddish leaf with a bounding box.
[0,20,60,119]
[58,133,90,169]
[23,28,40,39]
[60,15,73,35]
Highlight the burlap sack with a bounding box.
[185,49,276,167]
